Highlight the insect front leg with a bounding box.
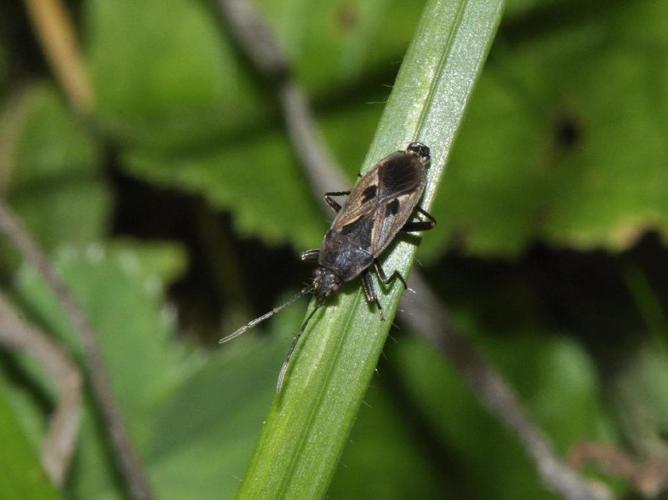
[323,191,350,213]
[402,207,436,232]
[300,249,320,262]
[361,271,385,320]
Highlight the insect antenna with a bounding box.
[218,286,314,345]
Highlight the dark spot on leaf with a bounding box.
[335,2,358,33]
[554,114,582,151]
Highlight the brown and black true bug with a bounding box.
[220,142,436,389]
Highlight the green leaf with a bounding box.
[124,130,324,250]
[609,342,668,456]
[106,239,188,284]
[605,266,668,456]
[86,0,264,147]
[11,242,309,500]
[1,84,109,254]
[13,242,192,498]
[390,333,613,500]
[328,381,448,499]
[85,0,423,149]
[421,0,668,259]
[0,379,60,500]
[86,0,427,251]
[236,1,504,498]
[145,301,304,500]
[124,102,381,250]
[15,243,190,440]
[256,0,425,92]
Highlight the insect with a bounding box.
[220,142,436,390]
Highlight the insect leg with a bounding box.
[323,191,350,213]
[361,271,385,320]
[417,207,436,221]
[373,261,408,290]
[300,249,320,262]
[402,207,436,232]
[402,221,435,232]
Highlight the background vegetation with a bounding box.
[1,0,667,498]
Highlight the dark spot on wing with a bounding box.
[387,199,400,215]
[362,185,377,202]
[379,153,421,196]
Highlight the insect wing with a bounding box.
[328,149,427,259]
[370,152,426,255]
[331,163,382,231]
[369,193,417,254]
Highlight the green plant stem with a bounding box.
[236,0,504,498]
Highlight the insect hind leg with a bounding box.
[373,261,408,290]
[417,207,437,223]
[402,207,436,233]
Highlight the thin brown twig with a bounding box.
[0,292,81,485]
[214,0,349,200]
[23,0,94,115]
[214,1,611,498]
[569,442,668,498]
[0,199,153,500]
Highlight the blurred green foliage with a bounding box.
[0,0,667,498]
[0,379,60,500]
[10,244,294,499]
[1,85,109,260]
[425,1,668,258]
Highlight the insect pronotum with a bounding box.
[220,142,436,390]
